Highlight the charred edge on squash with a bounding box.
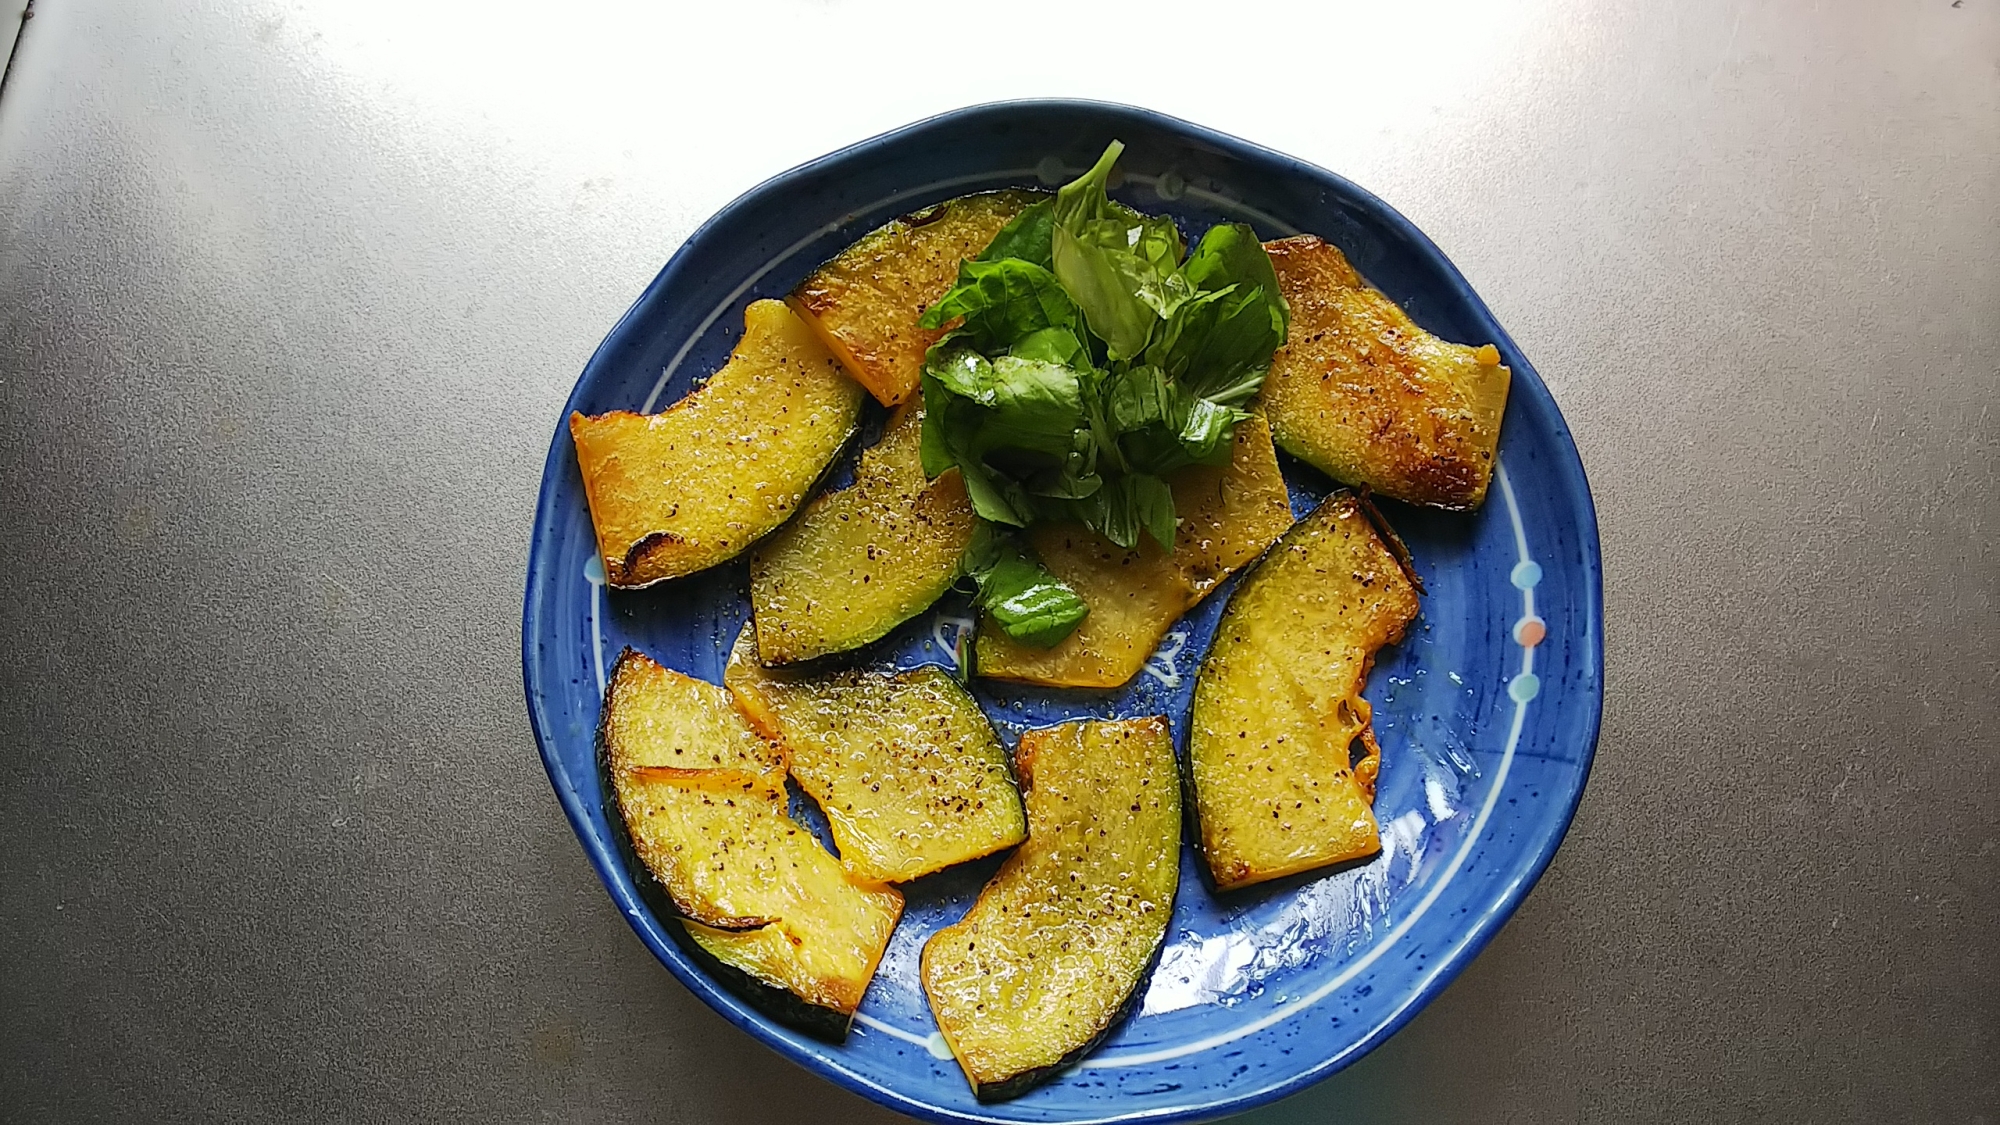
[603,420,868,591]
[1352,724,1384,804]
[901,202,951,228]
[592,647,855,1043]
[606,531,684,588]
[1354,486,1426,596]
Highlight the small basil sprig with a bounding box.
[958,524,1089,649]
[921,141,1290,647]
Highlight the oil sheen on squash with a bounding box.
[749,404,976,664]
[1258,235,1510,509]
[788,191,1041,406]
[569,299,867,587]
[1189,492,1420,892]
[975,414,1295,688]
[600,649,901,1023]
[724,627,1025,885]
[921,717,1180,1101]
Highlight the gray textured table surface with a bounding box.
[2,1,1995,1121]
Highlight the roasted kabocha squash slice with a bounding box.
[788,191,1041,406]
[569,299,867,588]
[599,649,901,1039]
[975,414,1295,688]
[1257,235,1510,509]
[749,403,976,664]
[725,626,1025,885]
[921,717,1180,1100]
[1188,491,1420,892]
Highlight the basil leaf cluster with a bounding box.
[919,141,1290,646]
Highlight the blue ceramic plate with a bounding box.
[524,101,1602,1124]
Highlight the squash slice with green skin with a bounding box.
[921,717,1180,1101]
[1258,235,1510,510]
[1189,491,1420,892]
[725,626,1025,884]
[749,403,976,664]
[599,649,901,1037]
[975,414,1295,688]
[569,298,867,587]
[788,191,1041,406]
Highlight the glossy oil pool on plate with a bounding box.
[523,100,1603,1124]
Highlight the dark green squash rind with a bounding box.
[1185,489,1414,891]
[594,647,855,1044]
[966,926,1173,1102]
[922,718,1181,1101]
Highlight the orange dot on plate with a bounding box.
[1513,616,1546,648]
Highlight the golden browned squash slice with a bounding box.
[749,403,976,664]
[975,414,1295,688]
[599,649,902,1038]
[788,191,1040,406]
[1258,235,1511,509]
[724,626,1025,884]
[569,299,867,588]
[1189,491,1420,892]
[921,717,1180,1101]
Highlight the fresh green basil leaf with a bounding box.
[1053,226,1158,362]
[1134,265,1195,320]
[919,375,958,476]
[1029,428,1102,499]
[918,156,1285,568]
[1074,217,1192,319]
[1074,216,1136,252]
[1116,431,1184,477]
[985,565,1089,647]
[977,199,1057,270]
[1178,397,1246,466]
[974,423,1075,464]
[1182,223,1286,323]
[961,528,1089,647]
[1187,287,1286,399]
[1196,364,1271,409]
[958,454,1035,526]
[923,370,1039,524]
[1157,223,1288,396]
[916,258,1078,349]
[1027,473,1103,501]
[1125,472,1178,550]
[1135,214,1185,274]
[1025,452,1104,500]
[925,342,998,405]
[939,354,1083,471]
[1147,280,1286,401]
[1090,473,1143,550]
[1101,364,1241,473]
[987,355,1083,432]
[959,520,1007,579]
[1085,470,1178,550]
[1052,141,1124,232]
[1103,364,1177,432]
[1143,286,1222,374]
[1076,212,1183,276]
[1009,326,1092,370]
